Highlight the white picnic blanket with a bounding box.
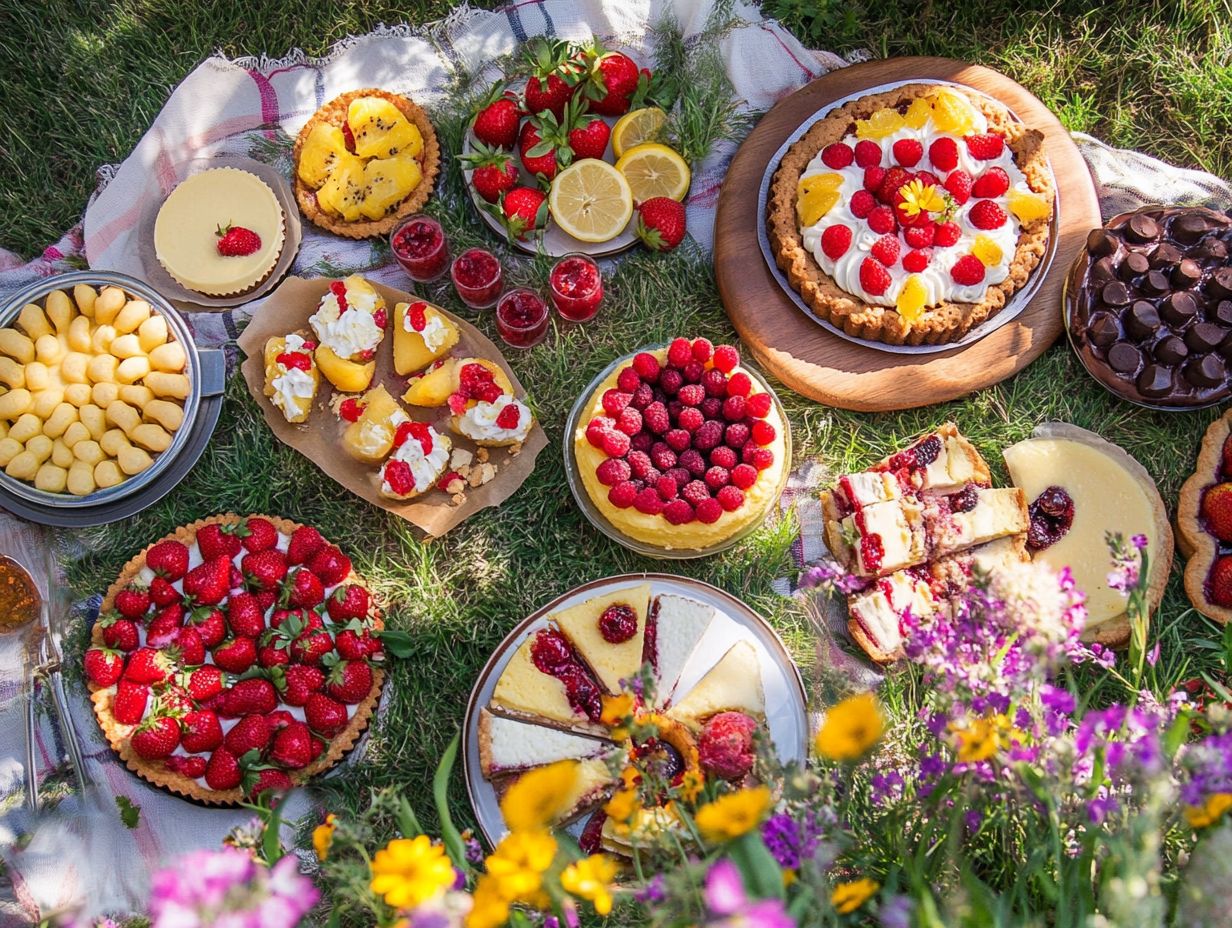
[0,0,1230,923]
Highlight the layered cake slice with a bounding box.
[490,628,608,736]
[493,755,620,826]
[645,593,718,708]
[866,423,991,494]
[477,709,610,779]
[668,640,765,731]
[553,584,652,696]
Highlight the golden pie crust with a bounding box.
[1178,410,1232,625]
[766,83,1053,346]
[88,513,384,806]
[293,88,440,240]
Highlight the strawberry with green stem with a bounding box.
[521,37,583,119]
[485,186,548,242]
[460,141,519,204]
[471,84,523,150]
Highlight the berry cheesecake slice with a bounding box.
[85,514,384,805]
[263,331,320,424]
[490,628,609,736]
[552,585,652,696]
[667,640,765,732]
[767,84,1053,345]
[645,592,717,709]
[477,708,611,778]
[310,275,388,393]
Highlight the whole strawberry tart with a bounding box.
[85,514,385,804]
[767,84,1054,345]
[572,339,788,552]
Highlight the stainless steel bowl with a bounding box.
[0,270,208,507]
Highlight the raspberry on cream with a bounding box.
[457,394,532,443]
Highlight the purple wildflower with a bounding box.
[762,811,825,869]
[149,848,317,928]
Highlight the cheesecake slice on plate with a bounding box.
[492,754,619,826]
[668,639,765,731]
[490,629,608,736]
[646,593,717,709]
[477,708,610,779]
[552,584,652,696]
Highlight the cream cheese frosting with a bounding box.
[457,394,532,443]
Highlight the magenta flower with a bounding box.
[149,848,317,928]
[703,860,794,928]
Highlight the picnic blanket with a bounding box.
[1,0,1231,923]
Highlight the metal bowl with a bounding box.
[0,270,210,507]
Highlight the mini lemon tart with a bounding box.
[310,276,388,393]
[667,640,765,731]
[392,300,459,375]
[378,420,450,500]
[551,585,652,695]
[340,384,408,465]
[262,330,319,423]
[154,168,286,296]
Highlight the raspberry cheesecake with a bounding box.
[573,339,789,552]
[552,585,651,695]
[477,708,610,778]
[767,84,1054,345]
[85,514,384,805]
[1177,411,1232,625]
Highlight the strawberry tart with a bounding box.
[85,514,384,804]
[572,339,789,552]
[1179,410,1232,625]
[767,83,1054,345]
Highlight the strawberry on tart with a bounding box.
[85,514,385,804]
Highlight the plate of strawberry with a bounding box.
[84,513,386,805]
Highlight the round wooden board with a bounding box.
[714,57,1102,412]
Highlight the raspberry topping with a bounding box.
[928,137,959,172]
[892,138,923,167]
[867,206,896,235]
[854,140,882,168]
[859,258,892,296]
[329,280,349,311]
[821,142,854,169]
[944,170,973,204]
[933,222,962,247]
[407,301,428,331]
[393,420,433,455]
[276,351,312,371]
[598,604,638,643]
[496,403,522,430]
[950,255,987,286]
[338,398,365,422]
[870,234,901,267]
[902,250,930,273]
[1027,486,1075,551]
[972,167,1010,198]
[821,224,853,260]
[964,133,1005,160]
[383,460,415,496]
[968,200,1008,230]
[850,190,877,219]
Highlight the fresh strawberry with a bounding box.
[471,85,523,149]
[461,141,519,203]
[183,665,225,702]
[215,223,262,257]
[1210,555,1232,608]
[147,603,185,644]
[243,549,288,593]
[248,768,294,800]
[287,525,326,567]
[190,607,226,648]
[84,647,124,686]
[972,167,1010,198]
[271,606,319,631]
[285,568,325,608]
[113,680,151,725]
[223,678,278,717]
[565,98,611,161]
[309,546,351,586]
[581,45,641,117]
[197,523,243,560]
[635,197,687,252]
[523,37,582,119]
[1222,438,1232,478]
[327,584,371,623]
[212,637,258,674]
[304,692,348,737]
[496,186,548,240]
[150,576,181,607]
[1202,483,1232,541]
[99,613,139,651]
[269,721,315,769]
[168,626,206,665]
[292,626,335,665]
[325,659,374,705]
[146,540,189,580]
[180,708,223,752]
[205,747,243,791]
[114,585,151,619]
[281,664,325,707]
[968,200,1008,230]
[131,715,181,759]
[223,592,264,639]
[183,556,231,606]
[166,755,208,779]
[266,709,295,731]
[964,133,1005,160]
[224,714,272,756]
[241,517,278,553]
[258,642,291,668]
[518,116,563,179]
[160,684,194,716]
[125,647,170,684]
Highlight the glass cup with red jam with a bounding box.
[495,288,549,349]
[390,215,449,282]
[549,252,604,322]
[450,247,504,310]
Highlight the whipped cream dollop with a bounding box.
[310,289,383,358]
[404,310,451,354]
[381,427,451,496]
[271,367,316,414]
[456,394,532,443]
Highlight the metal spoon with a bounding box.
[0,553,44,810]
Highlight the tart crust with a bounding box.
[766,83,1053,346]
[1178,410,1232,625]
[88,513,384,806]
[293,88,440,240]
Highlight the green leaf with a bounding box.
[262,796,286,865]
[375,628,414,659]
[434,733,470,870]
[727,831,786,901]
[397,795,422,838]
[115,795,141,829]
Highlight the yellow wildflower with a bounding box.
[466,874,510,928]
[950,714,1014,763]
[897,179,946,217]
[604,787,641,824]
[561,854,619,916]
[815,692,885,761]
[500,760,579,832]
[369,835,456,910]
[678,769,704,804]
[832,877,880,914]
[695,785,772,843]
[1185,792,1232,829]
[312,813,336,861]
[484,829,556,904]
[601,693,635,727]
[783,869,798,887]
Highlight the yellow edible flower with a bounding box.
[1186,792,1232,829]
[678,769,705,804]
[484,829,556,905]
[369,835,456,910]
[601,693,635,732]
[466,874,510,928]
[897,179,946,218]
[950,713,1020,763]
[831,877,880,914]
[695,785,772,843]
[561,854,619,916]
[604,787,641,825]
[815,692,885,761]
[500,759,579,832]
[312,813,336,861]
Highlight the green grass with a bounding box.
[4,0,1231,886]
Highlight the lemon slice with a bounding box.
[548,160,634,243]
[612,107,668,158]
[614,143,691,202]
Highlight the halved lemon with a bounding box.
[614,143,691,202]
[612,107,667,158]
[548,160,634,243]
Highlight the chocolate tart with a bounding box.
[1178,410,1232,624]
[88,513,384,805]
[292,88,440,240]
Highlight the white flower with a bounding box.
[988,560,1071,643]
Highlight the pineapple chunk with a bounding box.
[896,276,928,327]
[347,97,423,160]
[393,301,460,376]
[317,155,367,222]
[341,385,407,464]
[298,123,351,188]
[1007,190,1051,224]
[315,344,375,393]
[359,155,423,221]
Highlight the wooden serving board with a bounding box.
[714,57,1101,412]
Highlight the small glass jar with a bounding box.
[549,252,604,322]
[451,248,504,309]
[495,288,550,349]
[390,215,450,282]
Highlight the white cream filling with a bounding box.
[310,291,382,358]
[457,394,532,443]
[403,308,451,354]
[381,427,450,496]
[271,367,316,416]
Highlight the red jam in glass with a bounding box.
[451,248,504,309]
[549,253,604,322]
[495,288,549,349]
[391,215,449,282]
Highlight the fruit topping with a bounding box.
[698,711,757,780]
[1208,555,1232,608]
[598,604,638,643]
[1201,482,1232,542]
[1027,485,1075,551]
